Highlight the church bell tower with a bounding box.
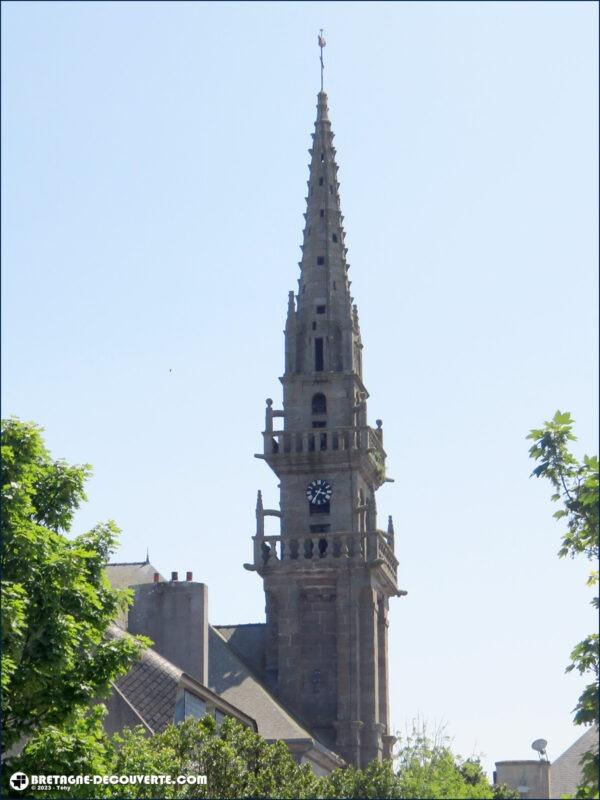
[246,61,403,768]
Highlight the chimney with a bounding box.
[494,761,550,799]
[171,571,178,582]
[128,583,209,686]
[153,572,160,583]
[186,571,193,582]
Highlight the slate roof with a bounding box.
[214,623,267,680]
[108,624,181,732]
[107,625,257,734]
[551,726,599,799]
[106,561,164,589]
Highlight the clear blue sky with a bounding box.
[2,0,598,778]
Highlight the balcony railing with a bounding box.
[263,425,385,461]
[254,529,398,582]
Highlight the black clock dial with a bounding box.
[306,479,333,506]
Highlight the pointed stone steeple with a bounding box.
[287,91,362,378]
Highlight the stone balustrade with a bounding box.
[372,532,398,577]
[263,425,385,462]
[255,529,397,580]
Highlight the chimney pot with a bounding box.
[153,572,160,583]
[186,571,193,582]
[171,571,178,582]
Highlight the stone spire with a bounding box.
[284,90,361,377]
[251,62,402,768]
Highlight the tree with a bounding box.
[528,410,599,798]
[6,715,322,799]
[3,706,115,797]
[7,714,513,800]
[393,722,517,799]
[1,418,146,753]
[321,721,518,799]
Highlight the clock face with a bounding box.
[306,479,333,506]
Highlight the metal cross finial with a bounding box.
[318,29,326,92]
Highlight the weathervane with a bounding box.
[318,29,326,92]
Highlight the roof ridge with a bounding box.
[214,622,266,628]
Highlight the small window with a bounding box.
[215,710,227,728]
[312,322,316,331]
[333,281,336,289]
[317,256,325,265]
[315,339,324,372]
[312,393,327,413]
[329,185,333,194]
[319,209,325,218]
[312,421,326,428]
[185,692,206,720]
[316,305,326,314]
[332,233,338,242]
[318,177,324,186]
[320,152,325,162]
[175,690,207,723]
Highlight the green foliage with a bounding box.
[321,759,399,798]
[322,721,512,799]
[528,411,599,796]
[1,418,146,752]
[5,714,512,799]
[574,748,600,799]
[6,715,321,799]
[528,411,599,567]
[492,783,522,800]
[6,706,115,795]
[393,723,497,799]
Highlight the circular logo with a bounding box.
[10,773,29,791]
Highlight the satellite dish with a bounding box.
[532,739,549,760]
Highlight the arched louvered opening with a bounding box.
[312,393,327,414]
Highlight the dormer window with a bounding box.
[174,690,206,722]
